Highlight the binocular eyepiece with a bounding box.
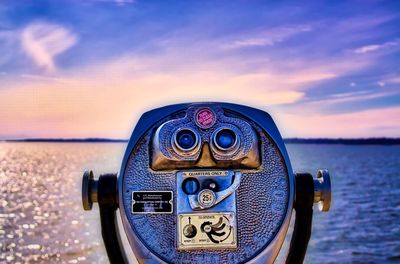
[82,102,331,264]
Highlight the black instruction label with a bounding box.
[132,191,173,214]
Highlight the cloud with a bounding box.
[88,0,135,5]
[288,90,399,116]
[317,91,397,105]
[0,73,303,139]
[114,0,134,5]
[335,15,397,32]
[385,75,400,84]
[0,52,328,139]
[377,81,385,87]
[330,90,368,99]
[0,33,375,139]
[377,74,400,87]
[221,25,312,50]
[2,70,398,139]
[21,22,78,72]
[278,106,400,138]
[0,12,385,139]
[353,39,399,54]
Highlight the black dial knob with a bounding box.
[183,224,197,238]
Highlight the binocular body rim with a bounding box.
[117,102,295,264]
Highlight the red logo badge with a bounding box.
[195,108,216,129]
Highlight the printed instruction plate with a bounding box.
[177,212,237,250]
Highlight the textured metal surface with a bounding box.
[121,106,290,263]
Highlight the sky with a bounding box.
[0,0,399,139]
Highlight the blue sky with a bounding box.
[0,0,399,139]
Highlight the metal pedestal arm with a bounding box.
[82,171,128,264]
[286,170,331,264]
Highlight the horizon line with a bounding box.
[2,137,400,145]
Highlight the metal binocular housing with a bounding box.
[82,102,331,264]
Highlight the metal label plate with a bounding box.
[181,170,229,177]
[177,212,237,250]
[131,191,173,214]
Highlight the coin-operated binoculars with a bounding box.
[82,103,331,264]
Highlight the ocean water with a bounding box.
[0,142,399,263]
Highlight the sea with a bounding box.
[0,142,399,264]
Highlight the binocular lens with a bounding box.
[215,129,236,149]
[176,129,197,150]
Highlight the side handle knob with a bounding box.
[313,169,331,212]
[82,170,98,210]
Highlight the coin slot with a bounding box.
[182,178,200,195]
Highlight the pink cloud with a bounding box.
[277,107,400,138]
[0,43,385,138]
